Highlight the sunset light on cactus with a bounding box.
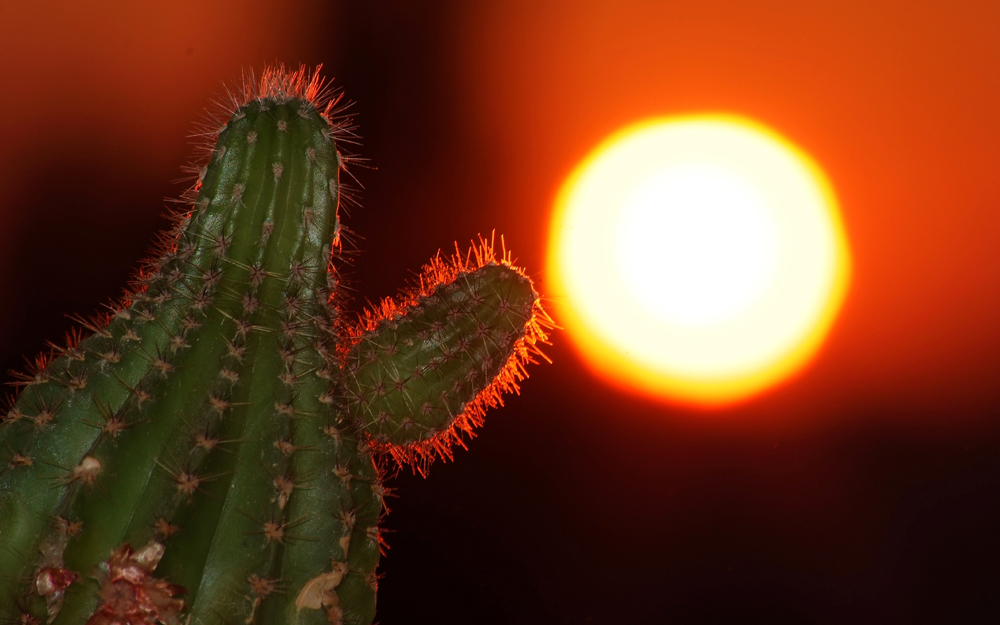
[4,2,1000,622]
[0,66,549,625]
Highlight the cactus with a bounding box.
[0,66,550,625]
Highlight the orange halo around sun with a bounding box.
[548,115,851,408]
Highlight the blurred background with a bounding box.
[1,1,999,622]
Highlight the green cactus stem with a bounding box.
[0,65,551,625]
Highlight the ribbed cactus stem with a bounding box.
[0,66,551,625]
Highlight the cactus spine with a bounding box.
[0,66,550,625]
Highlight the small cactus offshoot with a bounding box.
[0,65,551,625]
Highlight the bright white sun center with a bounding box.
[615,163,778,327]
[549,115,850,407]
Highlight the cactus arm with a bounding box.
[343,254,545,471]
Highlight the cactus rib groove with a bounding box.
[0,64,552,625]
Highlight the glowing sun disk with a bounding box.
[548,115,851,407]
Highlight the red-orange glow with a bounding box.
[349,236,554,473]
[457,1,1000,421]
[548,116,851,407]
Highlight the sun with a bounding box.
[548,115,851,407]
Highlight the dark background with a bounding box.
[1,1,999,622]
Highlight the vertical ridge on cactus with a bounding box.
[0,65,552,625]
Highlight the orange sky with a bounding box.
[0,1,998,425]
[455,0,1000,421]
